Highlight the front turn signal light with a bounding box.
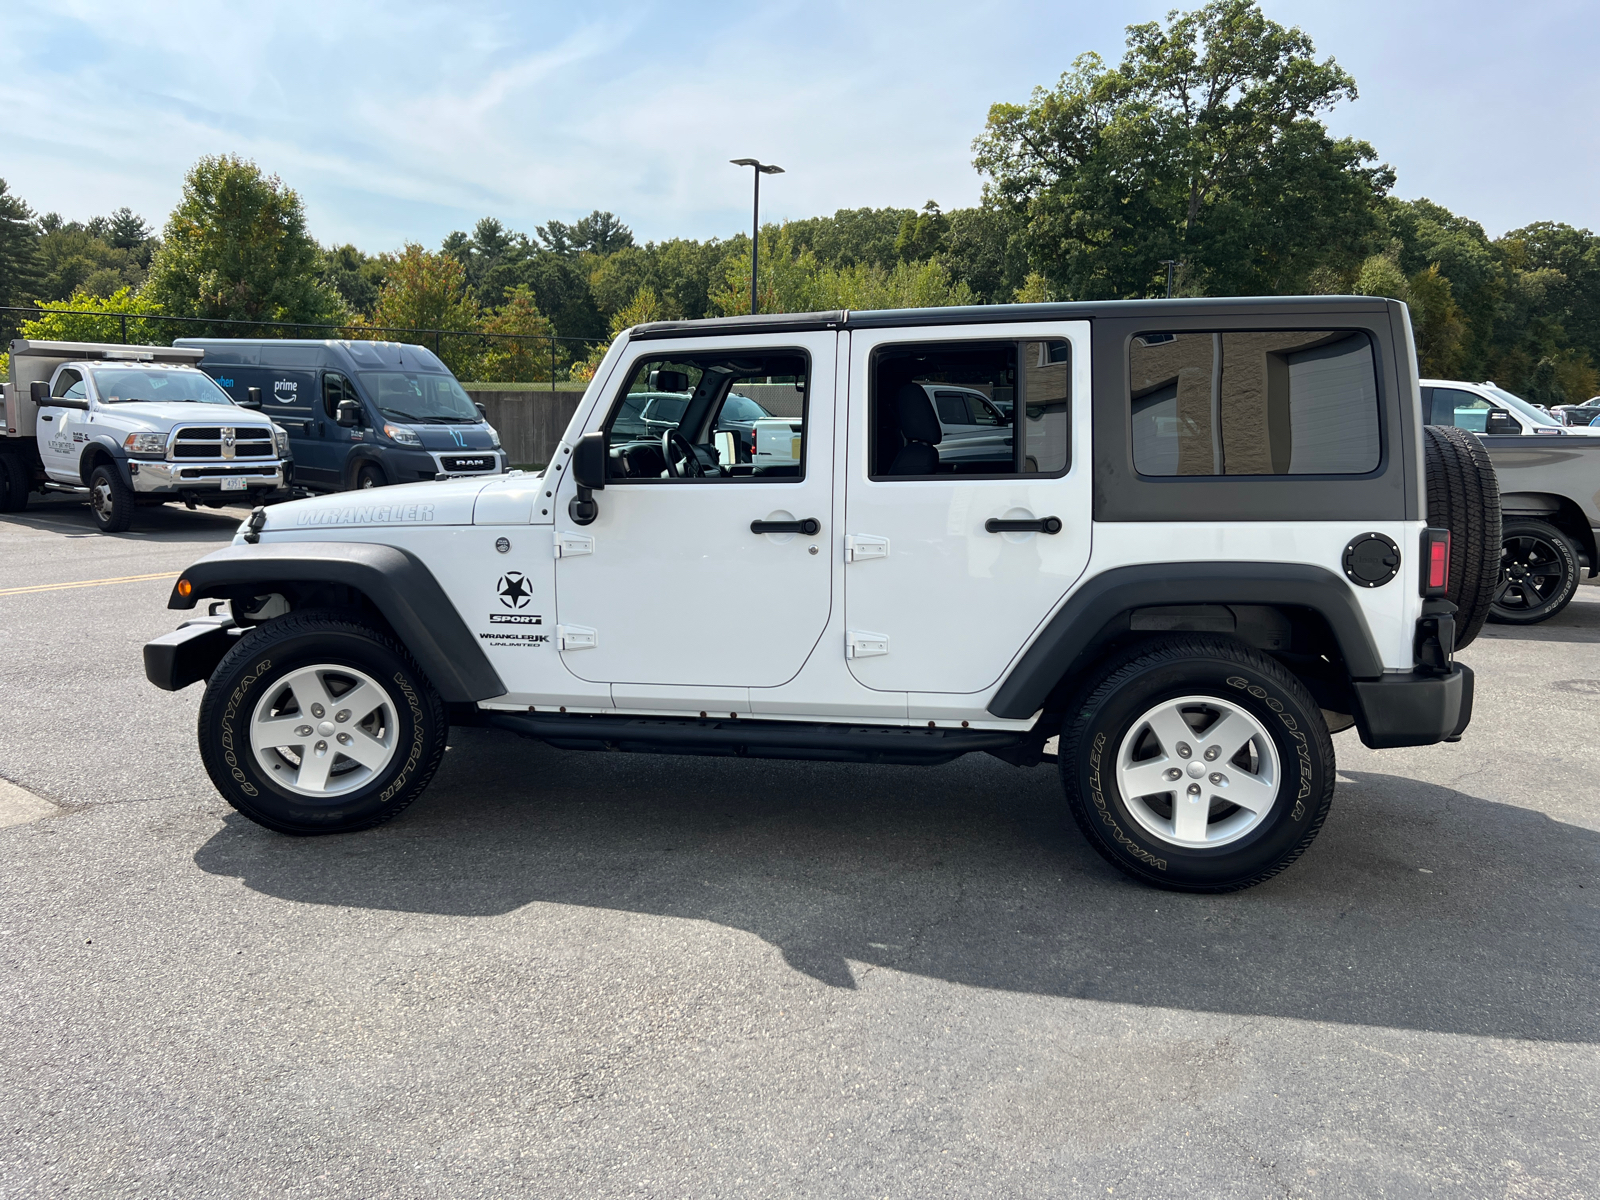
[176,578,192,598]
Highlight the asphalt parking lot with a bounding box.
[2,494,1597,1199]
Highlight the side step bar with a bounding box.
[484,711,1025,766]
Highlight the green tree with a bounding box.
[536,210,634,256]
[366,244,481,374]
[894,201,950,263]
[35,219,148,301]
[941,206,1025,303]
[0,178,42,319]
[18,287,166,344]
[143,154,346,335]
[784,207,913,270]
[974,0,1392,299]
[320,244,388,315]
[475,285,557,382]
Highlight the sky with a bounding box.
[2,0,1596,253]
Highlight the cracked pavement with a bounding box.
[2,495,1598,1198]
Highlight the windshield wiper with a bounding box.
[379,409,428,422]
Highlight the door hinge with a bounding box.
[844,534,889,563]
[557,625,598,651]
[846,630,889,659]
[554,531,595,558]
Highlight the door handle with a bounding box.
[751,517,821,535]
[985,516,1062,534]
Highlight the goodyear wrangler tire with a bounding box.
[197,611,447,835]
[1059,636,1336,892]
[1423,424,1501,648]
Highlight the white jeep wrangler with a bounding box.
[145,298,1495,892]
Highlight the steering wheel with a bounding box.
[662,429,704,478]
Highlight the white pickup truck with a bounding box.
[0,339,292,531]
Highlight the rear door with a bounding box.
[842,321,1093,696]
[551,331,837,694]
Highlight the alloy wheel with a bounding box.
[249,664,399,798]
[1115,695,1281,849]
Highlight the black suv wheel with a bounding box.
[1488,518,1580,625]
[1060,636,1336,892]
[197,611,448,834]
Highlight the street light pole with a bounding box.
[730,158,784,315]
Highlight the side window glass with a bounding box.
[869,339,1070,478]
[933,391,971,425]
[323,374,347,420]
[1129,330,1380,476]
[1431,387,1490,431]
[52,369,84,399]
[601,351,808,482]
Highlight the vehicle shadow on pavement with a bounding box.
[193,731,1600,1043]
[1477,589,1600,644]
[0,496,249,542]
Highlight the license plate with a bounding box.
[221,478,247,492]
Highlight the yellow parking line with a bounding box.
[0,571,181,597]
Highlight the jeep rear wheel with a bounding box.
[197,611,447,834]
[1059,636,1336,892]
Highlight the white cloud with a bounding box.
[1,0,1594,250]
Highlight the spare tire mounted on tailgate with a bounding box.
[1422,423,1501,648]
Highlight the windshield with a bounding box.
[359,371,479,423]
[1486,385,1562,427]
[89,367,234,405]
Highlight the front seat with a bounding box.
[887,383,942,475]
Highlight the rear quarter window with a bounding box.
[1129,330,1381,477]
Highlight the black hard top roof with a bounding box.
[628,295,1393,340]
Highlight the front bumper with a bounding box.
[129,459,286,494]
[1351,664,1474,749]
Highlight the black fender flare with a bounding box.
[986,562,1385,719]
[168,541,505,703]
[78,436,130,486]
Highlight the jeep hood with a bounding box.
[247,477,492,539]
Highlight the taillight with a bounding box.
[1421,527,1451,596]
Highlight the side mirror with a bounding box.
[568,430,608,525]
[30,380,49,406]
[475,402,488,421]
[240,386,263,410]
[335,398,362,428]
[1484,409,1520,435]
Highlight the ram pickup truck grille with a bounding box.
[171,426,275,460]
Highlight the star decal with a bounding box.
[497,572,531,609]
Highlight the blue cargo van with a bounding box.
[176,339,505,491]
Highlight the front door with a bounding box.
[842,321,1093,696]
[37,368,89,481]
[551,332,837,691]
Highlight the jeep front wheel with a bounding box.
[197,612,448,834]
[1059,636,1335,892]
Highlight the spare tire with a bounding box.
[1423,424,1501,648]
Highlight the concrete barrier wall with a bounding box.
[465,389,585,467]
